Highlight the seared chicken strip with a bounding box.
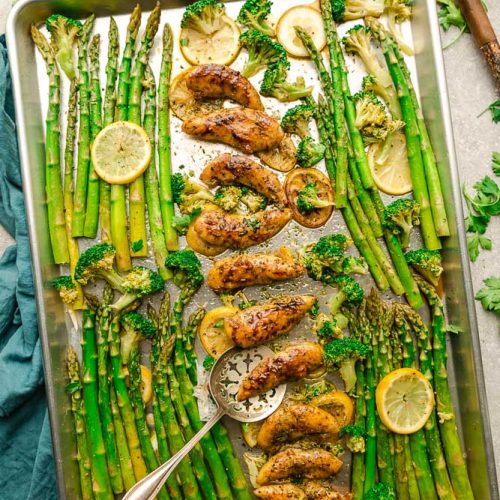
[237,341,324,401]
[193,207,292,249]
[226,296,316,349]
[207,247,305,292]
[200,153,286,206]
[254,484,306,500]
[182,108,284,154]
[186,64,264,110]
[257,404,340,452]
[256,448,343,485]
[303,481,352,499]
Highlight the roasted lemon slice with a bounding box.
[91,121,151,185]
[276,5,326,58]
[140,365,153,405]
[241,422,261,448]
[199,306,238,358]
[180,14,241,66]
[310,391,355,428]
[376,368,434,434]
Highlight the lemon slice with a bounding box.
[199,306,238,358]
[257,135,297,172]
[310,391,354,428]
[91,121,151,185]
[140,365,153,405]
[276,6,326,58]
[367,131,412,195]
[241,422,261,448]
[180,15,241,66]
[376,368,435,434]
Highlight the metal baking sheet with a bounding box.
[6,0,499,498]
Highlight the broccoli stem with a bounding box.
[83,35,102,238]
[31,26,69,264]
[112,6,141,271]
[127,4,161,257]
[143,66,171,280]
[66,347,94,500]
[417,279,474,500]
[81,309,114,499]
[63,80,84,308]
[158,24,179,251]
[72,16,94,238]
[99,18,119,243]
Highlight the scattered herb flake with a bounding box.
[478,99,500,123]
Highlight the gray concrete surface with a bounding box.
[0,0,498,484]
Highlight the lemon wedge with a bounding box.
[199,306,237,358]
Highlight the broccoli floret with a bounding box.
[329,274,365,315]
[323,338,369,393]
[296,182,333,214]
[331,0,385,22]
[342,256,369,275]
[52,275,79,306]
[165,249,204,294]
[296,138,326,167]
[172,207,202,236]
[340,424,366,453]
[240,188,268,212]
[120,311,157,364]
[364,483,396,500]
[203,355,216,371]
[239,29,286,78]
[260,59,313,102]
[181,0,226,35]
[313,313,343,342]
[385,0,413,56]
[171,173,214,215]
[112,266,165,311]
[237,0,274,37]
[405,249,443,288]
[383,198,421,250]
[45,14,81,79]
[280,104,315,138]
[214,186,244,212]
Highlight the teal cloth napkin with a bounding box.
[0,36,57,500]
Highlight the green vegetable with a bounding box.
[475,276,500,315]
[260,59,313,102]
[364,483,396,500]
[203,355,216,371]
[214,186,244,212]
[340,424,366,453]
[312,313,343,342]
[245,217,261,231]
[437,0,468,48]
[52,276,79,307]
[171,173,214,214]
[165,249,204,291]
[296,138,326,167]
[237,0,274,36]
[296,182,332,213]
[492,152,500,176]
[478,99,500,123]
[181,0,226,35]
[239,29,286,77]
[280,104,315,138]
[330,0,384,21]
[329,275,365,315]
[172,207,202,235]
[120,311,156,363]
[385,0,413,55]
[405,248,443,287]
[382,198,420,250]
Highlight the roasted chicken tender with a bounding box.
[226,296,316,349]
[237,341,324,401]
[193,207,292,249]
[207,247,305,292]
[186,64,264,111]
[303,481,352,499]
[200,153,287,206]
[254,484,306,500]
[257,404,340,452]
[256,448,343,485]
[182,108,284,154]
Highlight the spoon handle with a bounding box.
[123,407,225,500]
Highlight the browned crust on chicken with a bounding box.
[256,448,343,485]
[226,296,316,350]
[193,207,292,249]
[182,108,284,154]
[237,341,324,401]
[186,64,264,110]
[254,484,306,500]
[200,153,287,206]
[257,404,340,452]
[207,247,304,292]
[303,481,352,500]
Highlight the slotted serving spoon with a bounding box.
[123,345,286,500]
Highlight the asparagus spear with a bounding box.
[158,24,178,251]
[72,15,94,238]
[66,347,93,500]
[83,35,101,238]
[99,18,119,243]
[417,279,474,500]
[112,5,141,271]
[30,26,69,263]
[128,3,161,257]
[183,309,203,386]
[81,309,114,499]
[142,67,170,280]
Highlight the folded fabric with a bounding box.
[0,35,57,500]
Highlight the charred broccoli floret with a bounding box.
[313,313,343,342]
[340,424,366,453]
[323,338,369,393]
[214,186,244,212]
[237,0,274,37]
[260,59,313,102]
[383,198,421,249]
[240,188,268,212]
[331,0,385,22]
[120,311,157,363]
[296,182,333,214]
[296,138,326,167]
[181,0,226,35]
[46,14,81,79]
[52,275,79,306]
[165,249,204,296]
[280,104,315,138]
[239,29,286,77]
[364,482,396,500]
[329,275,365,314]
[405,249,443,287]
[171,173,214,215]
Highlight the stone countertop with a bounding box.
[0,0,498,485]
